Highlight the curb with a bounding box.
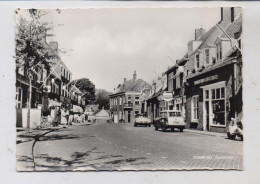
[184,129,226,137]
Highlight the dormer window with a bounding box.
[216,43,222,61]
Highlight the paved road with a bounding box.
[17,120,243,171]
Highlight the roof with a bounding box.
[186,13,242,80]
[186,48,240,80]
[114,78,152,94]
[222,14,242,39]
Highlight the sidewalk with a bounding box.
[17,121,94,143]
[184,128,226,137]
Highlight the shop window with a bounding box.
[211,87,226,126]
[192,95,199,121]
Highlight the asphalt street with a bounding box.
[16,120,243,171]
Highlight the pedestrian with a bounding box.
[68,106,74,125]
[50,106,58,127]
[61,106,69,126]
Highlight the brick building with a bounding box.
[109,71,152,123]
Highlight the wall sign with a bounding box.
[194,75,218,85]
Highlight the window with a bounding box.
[119,97,122,105]
[128,96,131,104]
[135,96,140,105]
[169,112,181,117]
[205,49,209,64]
[216,43,222,61]
[176,75,181,89]
[192,96,199,121]
[16,87,23,108]
[219,44,222,60]
[211,87,226,126]
[196,54,200,69]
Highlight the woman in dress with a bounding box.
[61,106,69,126]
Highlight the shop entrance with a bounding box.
[202,82,226,131]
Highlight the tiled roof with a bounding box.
[115,78,152,94]
[224,14,242,38]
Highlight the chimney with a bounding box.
[220,7,241,25]
[133,70,137,81]
[49,41,58,52]
[122,78,127,91]
[195,28,206,40]
[152,81,156,94]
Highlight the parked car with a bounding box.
[226,117,243,141]
[154,110,185,132]
[134,114,152,127]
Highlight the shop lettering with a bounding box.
[194,75,218,85]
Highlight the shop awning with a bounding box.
[73,105,83,113]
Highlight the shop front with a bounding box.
[186,62,236,133]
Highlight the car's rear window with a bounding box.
[160,112,167,118]
[169,112,181,117]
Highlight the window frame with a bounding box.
[191,95,199,122]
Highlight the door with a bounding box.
[205,101,210,131]
[128,111,131,123]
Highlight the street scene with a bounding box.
[16,7,243,171]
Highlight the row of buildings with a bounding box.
[109,7,242,133]
[16,34,85,128]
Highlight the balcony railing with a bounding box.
[124,103,133,108]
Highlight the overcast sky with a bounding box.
[26,8,220,92]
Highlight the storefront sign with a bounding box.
[157,92,174,102]
[194,75,218,85]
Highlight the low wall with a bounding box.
[16,108,41,129]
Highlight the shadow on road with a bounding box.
[17,146,151,171]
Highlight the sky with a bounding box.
[19,8,220,92]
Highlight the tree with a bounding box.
[15,9,58,133]
[72,78,96,105]
[95,89,112,110]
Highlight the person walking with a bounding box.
[68,106,74,125]
[50,106,58,127]
[61,106,69,127]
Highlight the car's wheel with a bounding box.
[155,126,158,131]
[162,126,166,132]
[230,134,236,140]
[134,124,137,127]
[171,128,175,132]
[227,132,231,139]
[149,124,151,127]
[180,128,183,132]
[241,135,243,141]
[145,125,147,127]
